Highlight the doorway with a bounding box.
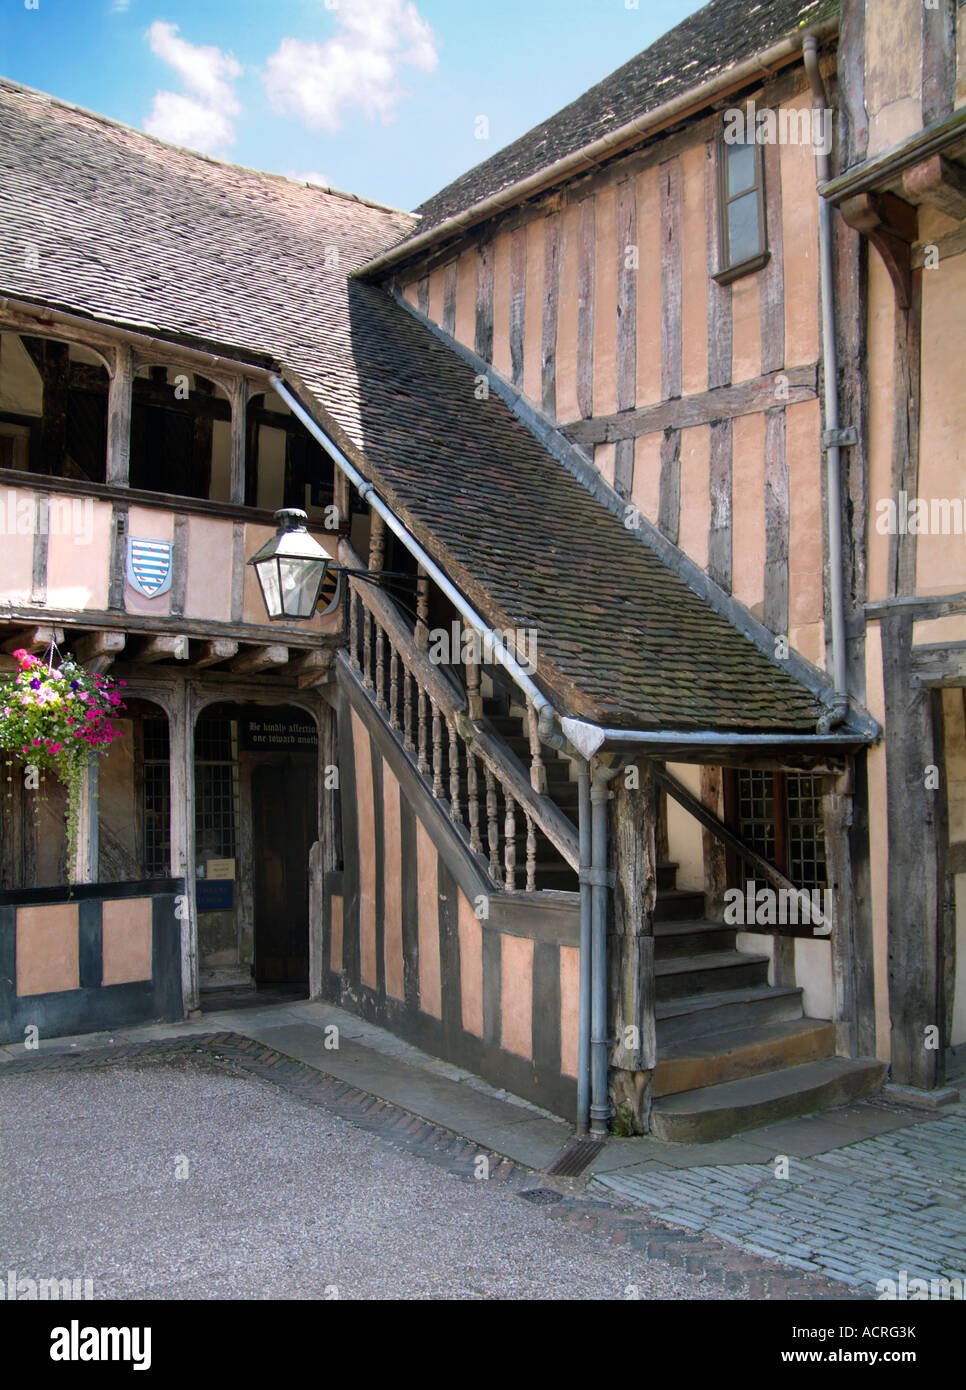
[252,758,315,985]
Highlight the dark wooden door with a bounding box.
[252,760,313,984]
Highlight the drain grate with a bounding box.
[519,1188,561,1206]
[544,1139,605,1178]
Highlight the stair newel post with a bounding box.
[484,765,502,884]
[403,669,414,752]
[467,751,482,854]
[526,700,547,795]
[431,698,444,799]
[504,793,517,892]
[609,759,658,1136]
[448,718,463,824]
[525,811,537,892]
[389,645,400,730]
[414,566,430,651]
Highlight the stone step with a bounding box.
[654,1017,836,1098]
[656,950,770,1001]
[654,888,707,921]
[656,984,805,1044]
[654,919,737,958]
[650,1056,886,1143]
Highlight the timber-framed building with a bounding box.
[1,0,964,1136]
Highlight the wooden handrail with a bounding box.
[339,539,465,714]
[340,538,580,879]
[653,763,831,933]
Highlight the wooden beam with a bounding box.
[2,625,64,654]
[293,649,333,689]
[509,226,526,390]
[474,240,494,363]
[134,634,190,663]
[576,197,595,419]
[660,158,683,402]
[73,631,126,668]
[901,153,966,221]
[193,638,239,668]
[106,344,133,487]
[839,191,917,310]
[616,178,637,412]
[608,762,657,1134]
[561,364,818,448]
[541,212,560,417]
[230,644,289,674]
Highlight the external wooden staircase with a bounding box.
[649,859,884,1141]
[344,564,884,1143]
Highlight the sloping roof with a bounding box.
[405,0,837,243]
[0,77,826,733]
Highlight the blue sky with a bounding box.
[0,0,704,210]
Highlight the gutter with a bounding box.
[269,375,560,741]
[357,16,839,281]
[0,294,275,382]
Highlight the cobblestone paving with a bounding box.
[591,1099,966,1295]
[0,1034,862,1300]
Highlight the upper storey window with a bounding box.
[715,121,770,285]
[0,332,109,482]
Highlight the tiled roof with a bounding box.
[0,78,825,732]
[405,0,838,243]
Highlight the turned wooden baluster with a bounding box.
[375,623,387,710]
[466,655,483,722]
[448,719,462,823]
[484,766,501,884]
[362,608,373,688]
[415,566,430,652]
[525,812,537,892]
[348,584,360,670]
[467,751,482,854]
[403,669,414,751]
[417,685,430,776]
[526,701,547,795]
[431,699,444,798]
[504,793,517,892]
[389,647,400,730]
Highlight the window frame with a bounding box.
[714,122,770,285]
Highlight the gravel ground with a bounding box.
[0,1056,719,1301]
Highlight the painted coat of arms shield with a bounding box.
[127,538,173,598]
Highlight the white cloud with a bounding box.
[111,1,131,12]
[264,0,438,133]
[144,21,242,153]
[286,171,332,187]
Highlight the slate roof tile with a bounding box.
[0,77,824,732]
[402,0,838,244]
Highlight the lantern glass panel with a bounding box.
[279,556,327,618]
[254,557,282,619]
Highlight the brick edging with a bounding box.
[0,1032,866,1300]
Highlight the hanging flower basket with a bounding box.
[0,648,127,880]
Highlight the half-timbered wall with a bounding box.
[399,70,828,666]
[323,667,581,1119]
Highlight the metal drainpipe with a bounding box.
[576,759,592,1134]
[803,33,848,697]
[589,762,620,1136]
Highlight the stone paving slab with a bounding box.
[590,1099,966,1297]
